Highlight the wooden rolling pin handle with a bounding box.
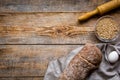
[78,9,98,21]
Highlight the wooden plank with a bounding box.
[0,12,102,44]
[0,45,81,77]
[0,0,109,12]
[0,77,43,80]
[0,26,97,44]
[0,12,120,44]
[0,12,96,44]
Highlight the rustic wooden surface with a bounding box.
[0,0,120,80]
[0,78,43,80]
[0,0,109,12]
[0,12,100,45]
[0,45,81,77]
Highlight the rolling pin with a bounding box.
[78,0,120,21]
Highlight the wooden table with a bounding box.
[0,0,120,80]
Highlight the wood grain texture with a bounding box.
[0,12,103,44]
[0,26,97,44]
[0,0,109,12]
[0,77,43,80]
[0,45,81,77]
[0,12,120,44]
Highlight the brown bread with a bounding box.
[59,43,102,80]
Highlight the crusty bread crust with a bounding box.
[59,43,102,80]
